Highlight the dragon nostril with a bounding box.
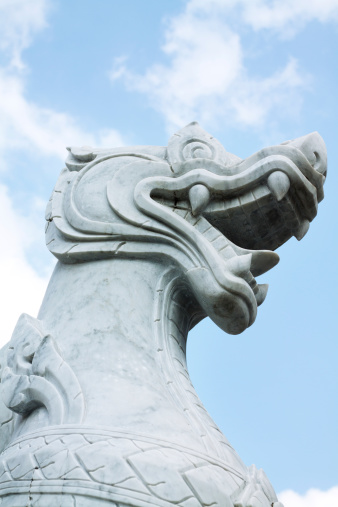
[313,151,321,171]
[312,149,327,177]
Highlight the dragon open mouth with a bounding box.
[147,125,326,334]
[47,122,327,336]
[202,132,326,250]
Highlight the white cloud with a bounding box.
[0,68,125,163]
[278,486,338,507]
[110,16,243,130]
[0,184,53,348]
[239,0,338,36]
[0,0,50,69]
[111,1,307,131]
[187,0,338,36]
[0,0,125,165]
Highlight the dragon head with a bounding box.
[46,122,326,335]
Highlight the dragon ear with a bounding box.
[65,146,96,171]
[167,122,235,174]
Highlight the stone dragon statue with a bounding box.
[0,123,326,506]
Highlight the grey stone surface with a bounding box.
[0,123,326,506]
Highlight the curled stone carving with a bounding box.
[0,123,326,506]
[1,313,84,429]
[231,465,284,507]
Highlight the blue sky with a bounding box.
[0,1,337,505]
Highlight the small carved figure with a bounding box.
[0,123,326,506]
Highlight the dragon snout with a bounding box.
[284,131,327,177]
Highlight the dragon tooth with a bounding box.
[189,184,210,216]
[256,284,269,306]
[295,219,310,240]
[267,171,290,201]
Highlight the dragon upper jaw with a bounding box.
[185,132,326,252]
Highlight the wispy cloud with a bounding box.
[110,0,311,132]
[0,184,52,346]
[0,0,50,69]
[109,0,338,132]
[0,68,124,163]
[0,0,125,166]
[187,0,338,36]
[278,486,338,507]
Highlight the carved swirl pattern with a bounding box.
[1,314,85,427]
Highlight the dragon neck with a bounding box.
[32,257,243,467]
